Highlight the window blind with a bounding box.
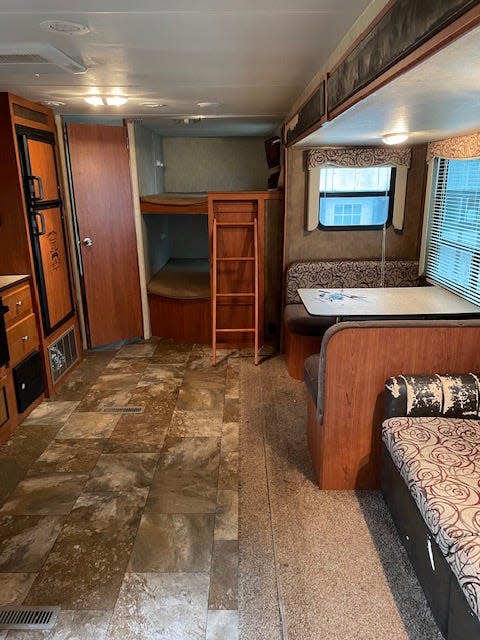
[425,157,480,306]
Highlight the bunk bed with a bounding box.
[140,193,208,214]
[140,193,211,343]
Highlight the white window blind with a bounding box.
[425,157,480,306]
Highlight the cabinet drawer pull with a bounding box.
[22,335,29,341]
[16,300,23,307]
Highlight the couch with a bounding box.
[284,259,421,378]
[382,373,480,639]
[303,319,480,489]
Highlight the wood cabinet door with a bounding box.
[66,123,142,348]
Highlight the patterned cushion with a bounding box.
[285,260,420,304]
[382,416,480,620]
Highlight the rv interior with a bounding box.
[1,1,480,639]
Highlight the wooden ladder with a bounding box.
[212,218,259,365]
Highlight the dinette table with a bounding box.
[297,285,480,320]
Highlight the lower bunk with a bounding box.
[147,258,211,343]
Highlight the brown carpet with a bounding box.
[238,355,444,640]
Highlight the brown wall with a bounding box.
[284,143,427,264]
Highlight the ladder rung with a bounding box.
[215,221,255,227]
[216,328,256,333]
[217,292,255,297]
[216,257,255,262]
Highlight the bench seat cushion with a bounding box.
[382,416,480,620]
[284,304,334,336]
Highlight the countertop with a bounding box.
[0,275,30,294]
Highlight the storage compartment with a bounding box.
[13,350,44,414]
[7,313,39,367]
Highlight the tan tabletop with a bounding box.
[298,286,480,317]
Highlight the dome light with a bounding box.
[84,96,104,106]
[383,133,409,145]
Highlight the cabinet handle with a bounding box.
[16,300,23,307]
[22,335,29,342]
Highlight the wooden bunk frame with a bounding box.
[140,193,208,214]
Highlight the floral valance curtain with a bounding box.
[426,132,480,163]
[306,146,412,170]
[305,146,411,232]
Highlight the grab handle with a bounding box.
[27,175,45,202]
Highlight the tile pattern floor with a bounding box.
[0,341,240,639]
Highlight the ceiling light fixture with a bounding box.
[40,20,90,36]
[105,96,128,106]
[44,100,65,107]
[84,96,104,106]
[84,95,128,107]
[382,132,409,145]
[140,102,166,108]
[197,102,219,108]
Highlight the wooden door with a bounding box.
[66,124,142,347]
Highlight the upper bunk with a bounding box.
[140,192,208,214]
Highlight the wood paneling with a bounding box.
[148,294,210,343]
[308,323,480,490]
[66,123,142,347]
[282,324,324,380]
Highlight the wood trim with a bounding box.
[140,202,208,214]
[309,324,480,490]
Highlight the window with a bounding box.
[318,166,396,229]
[425,157,480,306]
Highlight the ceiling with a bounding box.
[299,24,480,148]
[0,0,371,136]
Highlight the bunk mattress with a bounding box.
[140,193,208,213]
[147,259,210,299]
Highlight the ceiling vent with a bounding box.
[0,43,86,74]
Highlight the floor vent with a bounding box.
[99,405,145,414]
[0,606,59,630]
[49,327,78,385]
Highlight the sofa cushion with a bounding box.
[382,415,480,620]
[304,354,320,405]
[285,260,421,304]
[284,304,334,336]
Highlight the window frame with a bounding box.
[317,165,397,231]
[423,156,480,307]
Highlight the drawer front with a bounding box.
[6,314,39,367]
[3,284,33,328]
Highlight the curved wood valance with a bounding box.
[306,146,412,170]
[426,131,480,163]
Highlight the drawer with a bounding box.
[3,284,33,328]
[6,313,39,367]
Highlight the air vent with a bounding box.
[0,606,59,631]
[48,327,78,385]
[100,405,145,414]
[0,54,49,64]
[0,43,86,74]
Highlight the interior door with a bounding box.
[66,123,142,348]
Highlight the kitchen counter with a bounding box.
[0,275,30,293]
